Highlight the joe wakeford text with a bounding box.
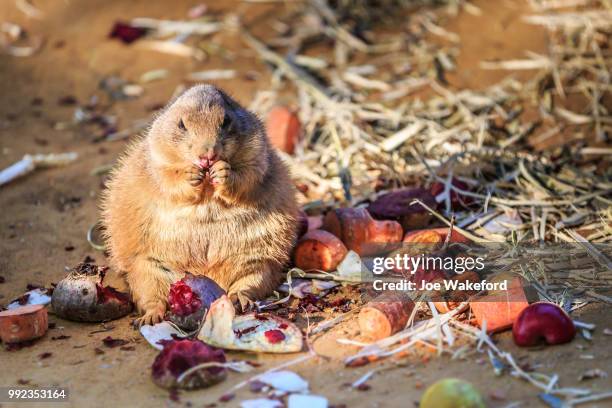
[370,253,508,292]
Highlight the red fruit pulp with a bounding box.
[95,284,131,305]
[264,329,286,344]
[168,281,203,317]
[512,302,576,347]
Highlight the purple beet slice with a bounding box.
[368,187,436,230]
[166,273,225,331]
[51,263,132,322]
[152,339,227,389]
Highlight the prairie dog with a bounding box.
[101,85,298,326]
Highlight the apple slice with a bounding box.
[197,295,303,353]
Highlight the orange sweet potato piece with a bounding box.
[470,276,531,333]
[266,106,300,154]
[0,304,48,344]
[323,208,403,256]
[294,230,348,272]
[432,271,481,313]
[403,229,444,245]
[359,293,415,340]
[404,227,470,244]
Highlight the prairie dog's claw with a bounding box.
[133,305,165,327]
[187,166,206,187]
[230,292,255,313]
[210,160,231,187]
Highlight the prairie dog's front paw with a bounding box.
[187,165,207,187]
[210,160,231,188]
[133,303,166,327]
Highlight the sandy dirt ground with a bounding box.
[0,1,610,407]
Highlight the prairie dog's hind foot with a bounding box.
[229,291,256,312]
[126,257,179,327]
[227,265,282,312]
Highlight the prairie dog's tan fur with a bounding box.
[101,85,298,325]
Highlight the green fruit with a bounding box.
[420,378,485,408]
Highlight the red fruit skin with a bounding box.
[512,302,576,347]
[167,274,225,331]
[182,273,225,309]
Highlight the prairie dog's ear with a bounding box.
[218,90,242,111]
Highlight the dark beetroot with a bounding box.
[367,187,436,230]
[166,273,225,331]
[152,339,227,389]
[512,302,576,347]
[51,263,132,322]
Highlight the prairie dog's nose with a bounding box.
[198,149,217,168]
[199,148,217,161]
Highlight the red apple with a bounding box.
[512,302,576,347]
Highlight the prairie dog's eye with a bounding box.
[178,119,186,131]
